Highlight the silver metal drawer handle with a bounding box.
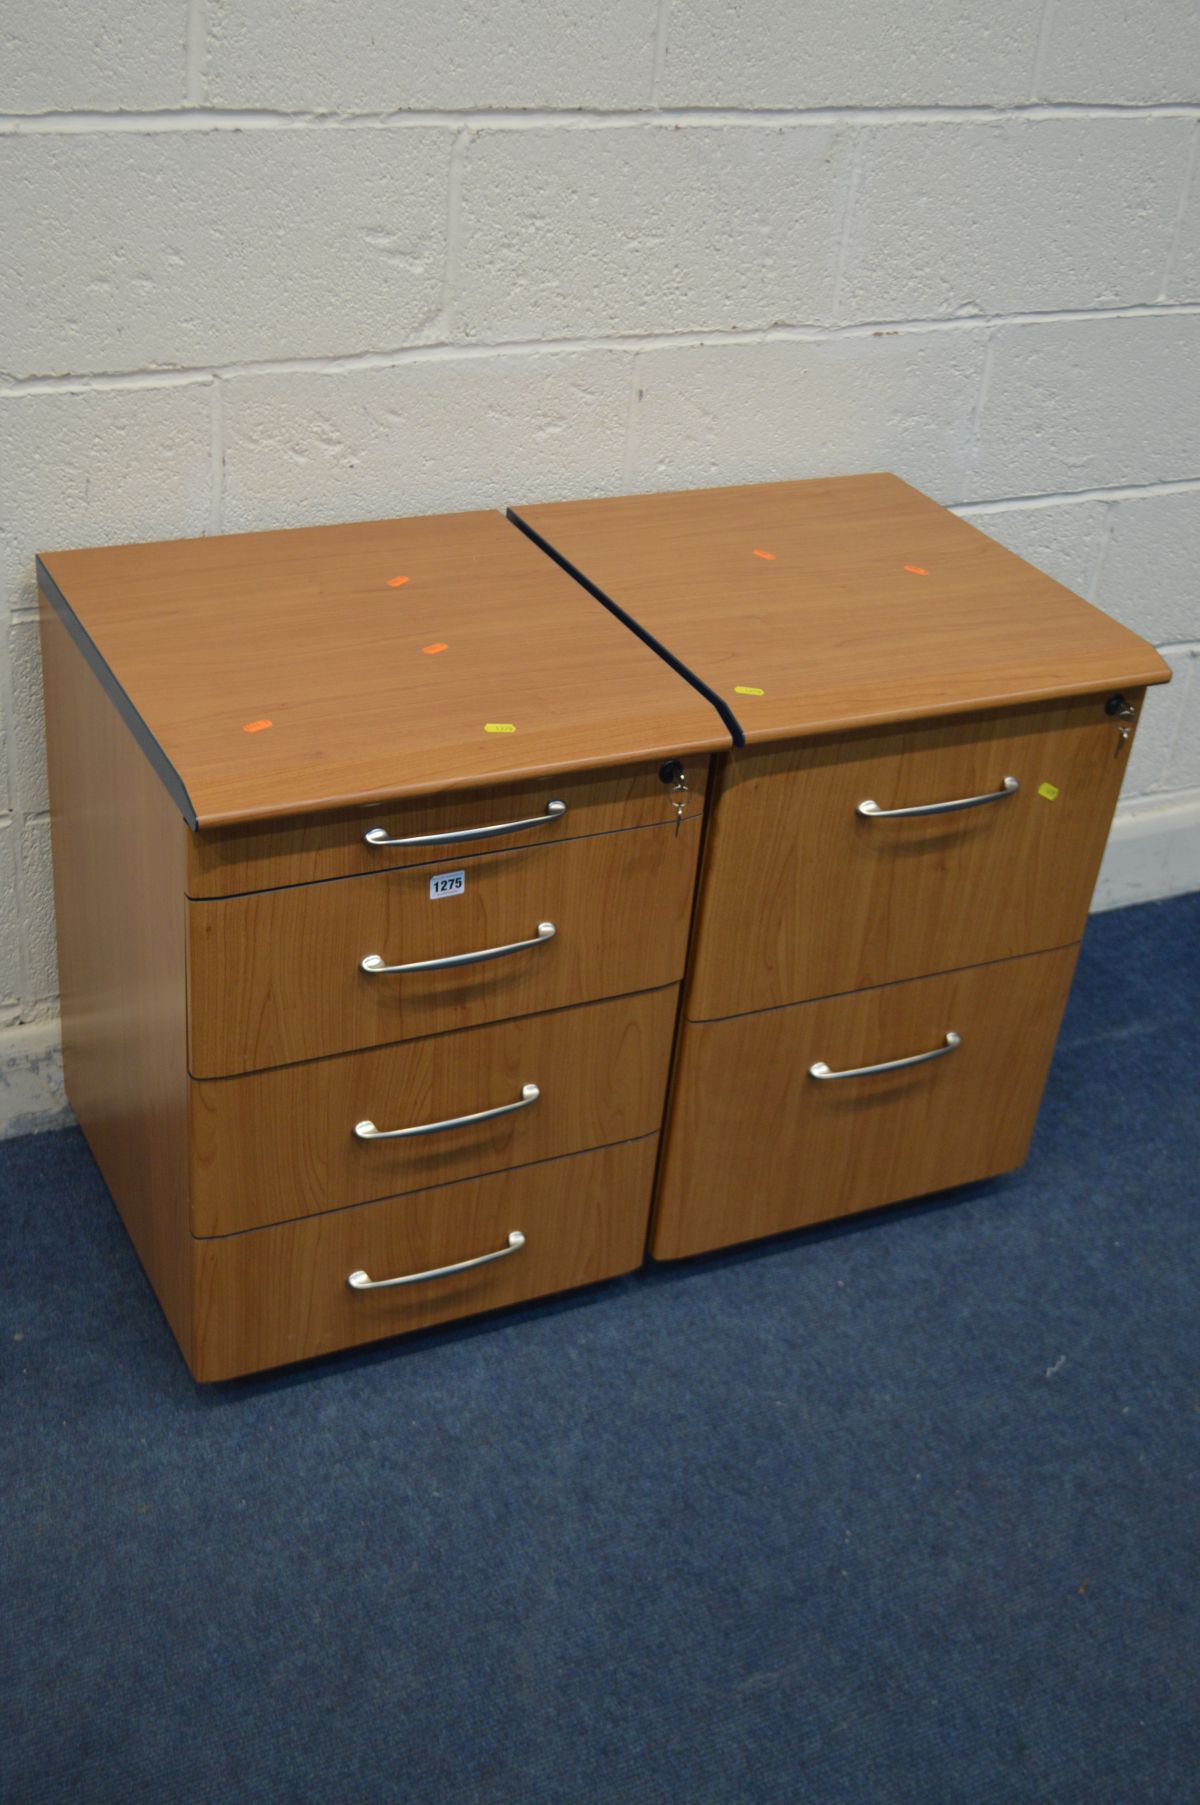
[347,1230,526,1291]
[364,801,566,848]
[361,921,556,976]
[809,1030,962,1082]
[857,776,1019,820]
[355,1082,540,1142]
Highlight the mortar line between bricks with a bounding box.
[207,381,224,534]
[434,128,471,335]
[0,368,217,394]
[1029,0,1057,102]
[963,329,996,497]
[828,128,864,321]
[1159,121,1199,302]
[184,0,206,106]
[619,353,643,487]
[649,0,671,106]
[953,479,1200,511]
[3,102,1200,134]
[3,302,1200,394]
[1084,500,1118,604]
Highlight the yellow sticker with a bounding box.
[484,722,516,734]
[1037,781,1060,801]
[734,685,765,697]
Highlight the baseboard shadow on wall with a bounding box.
[0,1021,70,1140]
[2,791,1196,1142]
[1090,787,1200,912]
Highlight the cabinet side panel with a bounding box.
[40,595,193,1356]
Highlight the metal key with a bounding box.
[671,770,689,835]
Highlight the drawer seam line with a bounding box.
[188,1128,661,1242]
[684,938,1083,1024]
[187,980,682,1082]
[186,808,704,902]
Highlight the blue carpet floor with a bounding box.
[2,892,1198,1804]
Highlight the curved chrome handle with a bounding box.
[355,1082,540,1142]
[857,776,1019,820]
[361,921,556,976]
[809,1030,962,1082]
[347,1230,526,1291]
[364,800,566,849]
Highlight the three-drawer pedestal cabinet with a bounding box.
[40,477,1168,1378]
[37,512,728,1379]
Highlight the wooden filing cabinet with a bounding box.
[512,474,1172,1258]
[38,511,728,1378]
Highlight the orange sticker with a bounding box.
[752,549,776,561]
[422,642,448,655]
[243,719,273,733]
[386,575,410,588]
[904,564,929,576]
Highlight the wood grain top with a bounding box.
[512,474,1171,745]
[37,511,729,828]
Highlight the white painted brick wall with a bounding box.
[1035,1,1200,104]
[0,822,21,1020]
[1121,645,1198,791]
[968,317,1200,496]
[221,350,636,530]
[953,499,1108,595]
[837,120,1190,320]
[0,386,213,613]
[654,0,1047,108]
[1166,162,1200,298]
[206,0,661,111]
[453,125,853,340]
[623,333,985,495]
[1,1,186,113]
[0,678,11,817]
[0,0,1198,1132]
[1,129,453,375]
[1094,490,1200,643]
[7,621,48,818]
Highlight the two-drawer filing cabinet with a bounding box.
[511,474,1171,1258]
[38,511,729,1378]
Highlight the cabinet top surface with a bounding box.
[37,510,729,828]
[512,474,1170,744]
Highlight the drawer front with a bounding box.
[686,695,1136,1020]
[653,945,1078,1259]
[187,759,708,897]
[189,1135,657,1380]
[190,987,678,1234]
[188,816,700,1077]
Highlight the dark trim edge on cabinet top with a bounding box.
[36,555,199,831]
[506,507,747,748]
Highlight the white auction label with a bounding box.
[428,869,465,899]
